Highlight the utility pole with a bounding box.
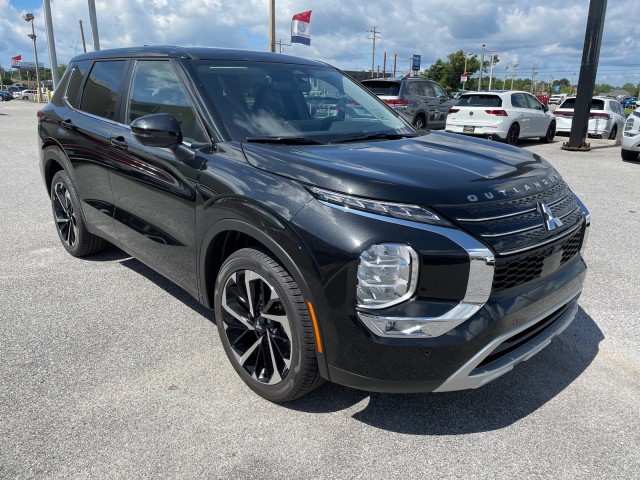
[368,26,380,78]
[531,64,536,93]
[382,51,386,77]
[269,0,275,52]
[79,20,87,53]
[478,44,486,91]
[42,0,59,89]
[87,0,100,50]
[511,63,519,90]
[393,53,397,77]
[488,50,495,90]
[503,66,509,89]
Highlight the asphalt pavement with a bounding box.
[1,101,639,479]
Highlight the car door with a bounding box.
[60,59,129,240]
[524,93,551,136]
[426,81,454,129]
[510,93,534,137]
[108,59,207,294]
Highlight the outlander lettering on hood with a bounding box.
[467,174,561,202]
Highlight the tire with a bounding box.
[621,149,639,161]
[50,170,107,257]
[540,122,556,143]
[413,114,426,130]
[214,248,323,402]
[0,96,4,102]
[608,125,618,140]
[506,123,520,145]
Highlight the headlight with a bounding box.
[356,243,419,309]
[308,186,452,227]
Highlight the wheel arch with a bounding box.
[41,139,72,195]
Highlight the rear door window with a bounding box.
[560,98,605,110]
[79,60,128,120]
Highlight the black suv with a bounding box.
[38,47,589,402]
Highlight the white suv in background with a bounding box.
[621,108,640,161]
[549,94,566,105]
[445,90,556,145]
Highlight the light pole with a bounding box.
[23,13,42,103]
[503,66,509,89]
[488,49,495,90]
[510,63,519,90]
[478,44,486,91]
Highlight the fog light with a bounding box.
[356,243,419,309]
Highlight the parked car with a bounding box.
[621,108,640,161]
[553,97,626,139]
[0,90,14,102]
[445,90,556,145]
[38,46,589,402]
[535,94,550,104]
[549,94,566,105]
[18,89,38,100]
[360,76,455,129]
[621,97,637,109]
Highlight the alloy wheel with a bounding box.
[221,269,292,385]
[52,182,78,248]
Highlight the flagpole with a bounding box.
[269,0,275,52]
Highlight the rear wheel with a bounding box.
[540,122,555,143]
[506,123,520,145]
[413,114,427,130]
[608,125,618,140]
[621,149,639,161]
[214,248,323,402]
[50,170,107,257]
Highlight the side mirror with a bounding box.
[130,113,182,148]
[542,103,549,112]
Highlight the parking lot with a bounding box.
[1,101,639,478]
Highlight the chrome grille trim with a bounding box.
[455,193,570,223]
[498,220,584,256]
[480,206,581,239]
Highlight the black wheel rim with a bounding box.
[547,124,555,141]
[52,182,78,248]
[508,125,519,145]
[221,270,292,385]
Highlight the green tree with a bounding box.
[421,50,496,91]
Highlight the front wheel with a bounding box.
[540,122,556,143]
[214,248,323,402]
[506,123,520,145]
[413,114,427,130]
[50,170,106,257]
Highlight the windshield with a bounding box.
[191,60,413,143]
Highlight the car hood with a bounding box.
[241,131,559,206]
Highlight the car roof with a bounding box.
[69,45,329,68]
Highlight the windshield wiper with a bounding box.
[244,136,323,145]
[330,132,418,144]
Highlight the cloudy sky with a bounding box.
[1,0,639,87]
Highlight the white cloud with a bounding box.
[1,0,639,87]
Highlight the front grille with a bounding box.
[433,179,586,292]
[493,227,584,291]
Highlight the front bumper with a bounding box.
[292,199,588,394]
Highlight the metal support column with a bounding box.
[42,0,60,88]
[563,0,608,151]
[88,0,100,51]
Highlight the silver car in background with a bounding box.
[554,97,626,139]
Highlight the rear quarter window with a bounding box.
[65,60,91,109]
[362,81,401,96]
[456,94,502,107]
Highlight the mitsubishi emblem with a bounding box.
[538,202,563,231]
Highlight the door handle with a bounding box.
[60,119,73,128]
[110,136,128,150]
